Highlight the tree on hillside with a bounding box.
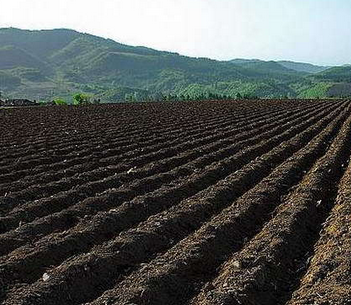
[73,93,90,105]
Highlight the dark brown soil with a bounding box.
[0,99,350,305]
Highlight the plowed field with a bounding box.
[0,99,350,305]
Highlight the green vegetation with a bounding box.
[10,67,46,82]
[53,98,68,105]
[277,61,330,74]
[313,66,351,83]
[298,82,334,98]
[0,28,350,102]
[0,71,21,89]
[73,93,91,105]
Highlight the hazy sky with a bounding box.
[0,0,350,65]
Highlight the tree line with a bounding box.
[124,92,259,103]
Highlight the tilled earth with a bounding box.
[0,100,350,305]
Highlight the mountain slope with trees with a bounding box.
[0,28,349,102]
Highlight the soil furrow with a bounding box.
[0,101,332,233]
[0,105,314,250]
[0,103,322,167]
[0,107,243,184]
[0,105,293,202]
[0,100,275,160]
[1,99,348,305]
[191,105,351,305]
[286,159,351,305]
[0,101,340,257]
[0,102,346,304]
[77,103,350,305]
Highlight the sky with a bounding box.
[0,0,350,66]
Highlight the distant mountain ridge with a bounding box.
[277,61,330,74]
[0,27,350,101]
[230,58,330,74]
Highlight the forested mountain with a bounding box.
[0,28,349,102]
[277,61,330,74]
[314,66,351,82]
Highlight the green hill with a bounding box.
[230,60,305,81]
[313,66,351,82]
[277,61,330,74]
[0,70,21,89]
[0,28,83,59]
[294,66,351,98]
[0,27,349,101]
[0,45,49,71]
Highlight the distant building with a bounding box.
[0,99,39,107]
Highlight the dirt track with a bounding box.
[0,100,350,305]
